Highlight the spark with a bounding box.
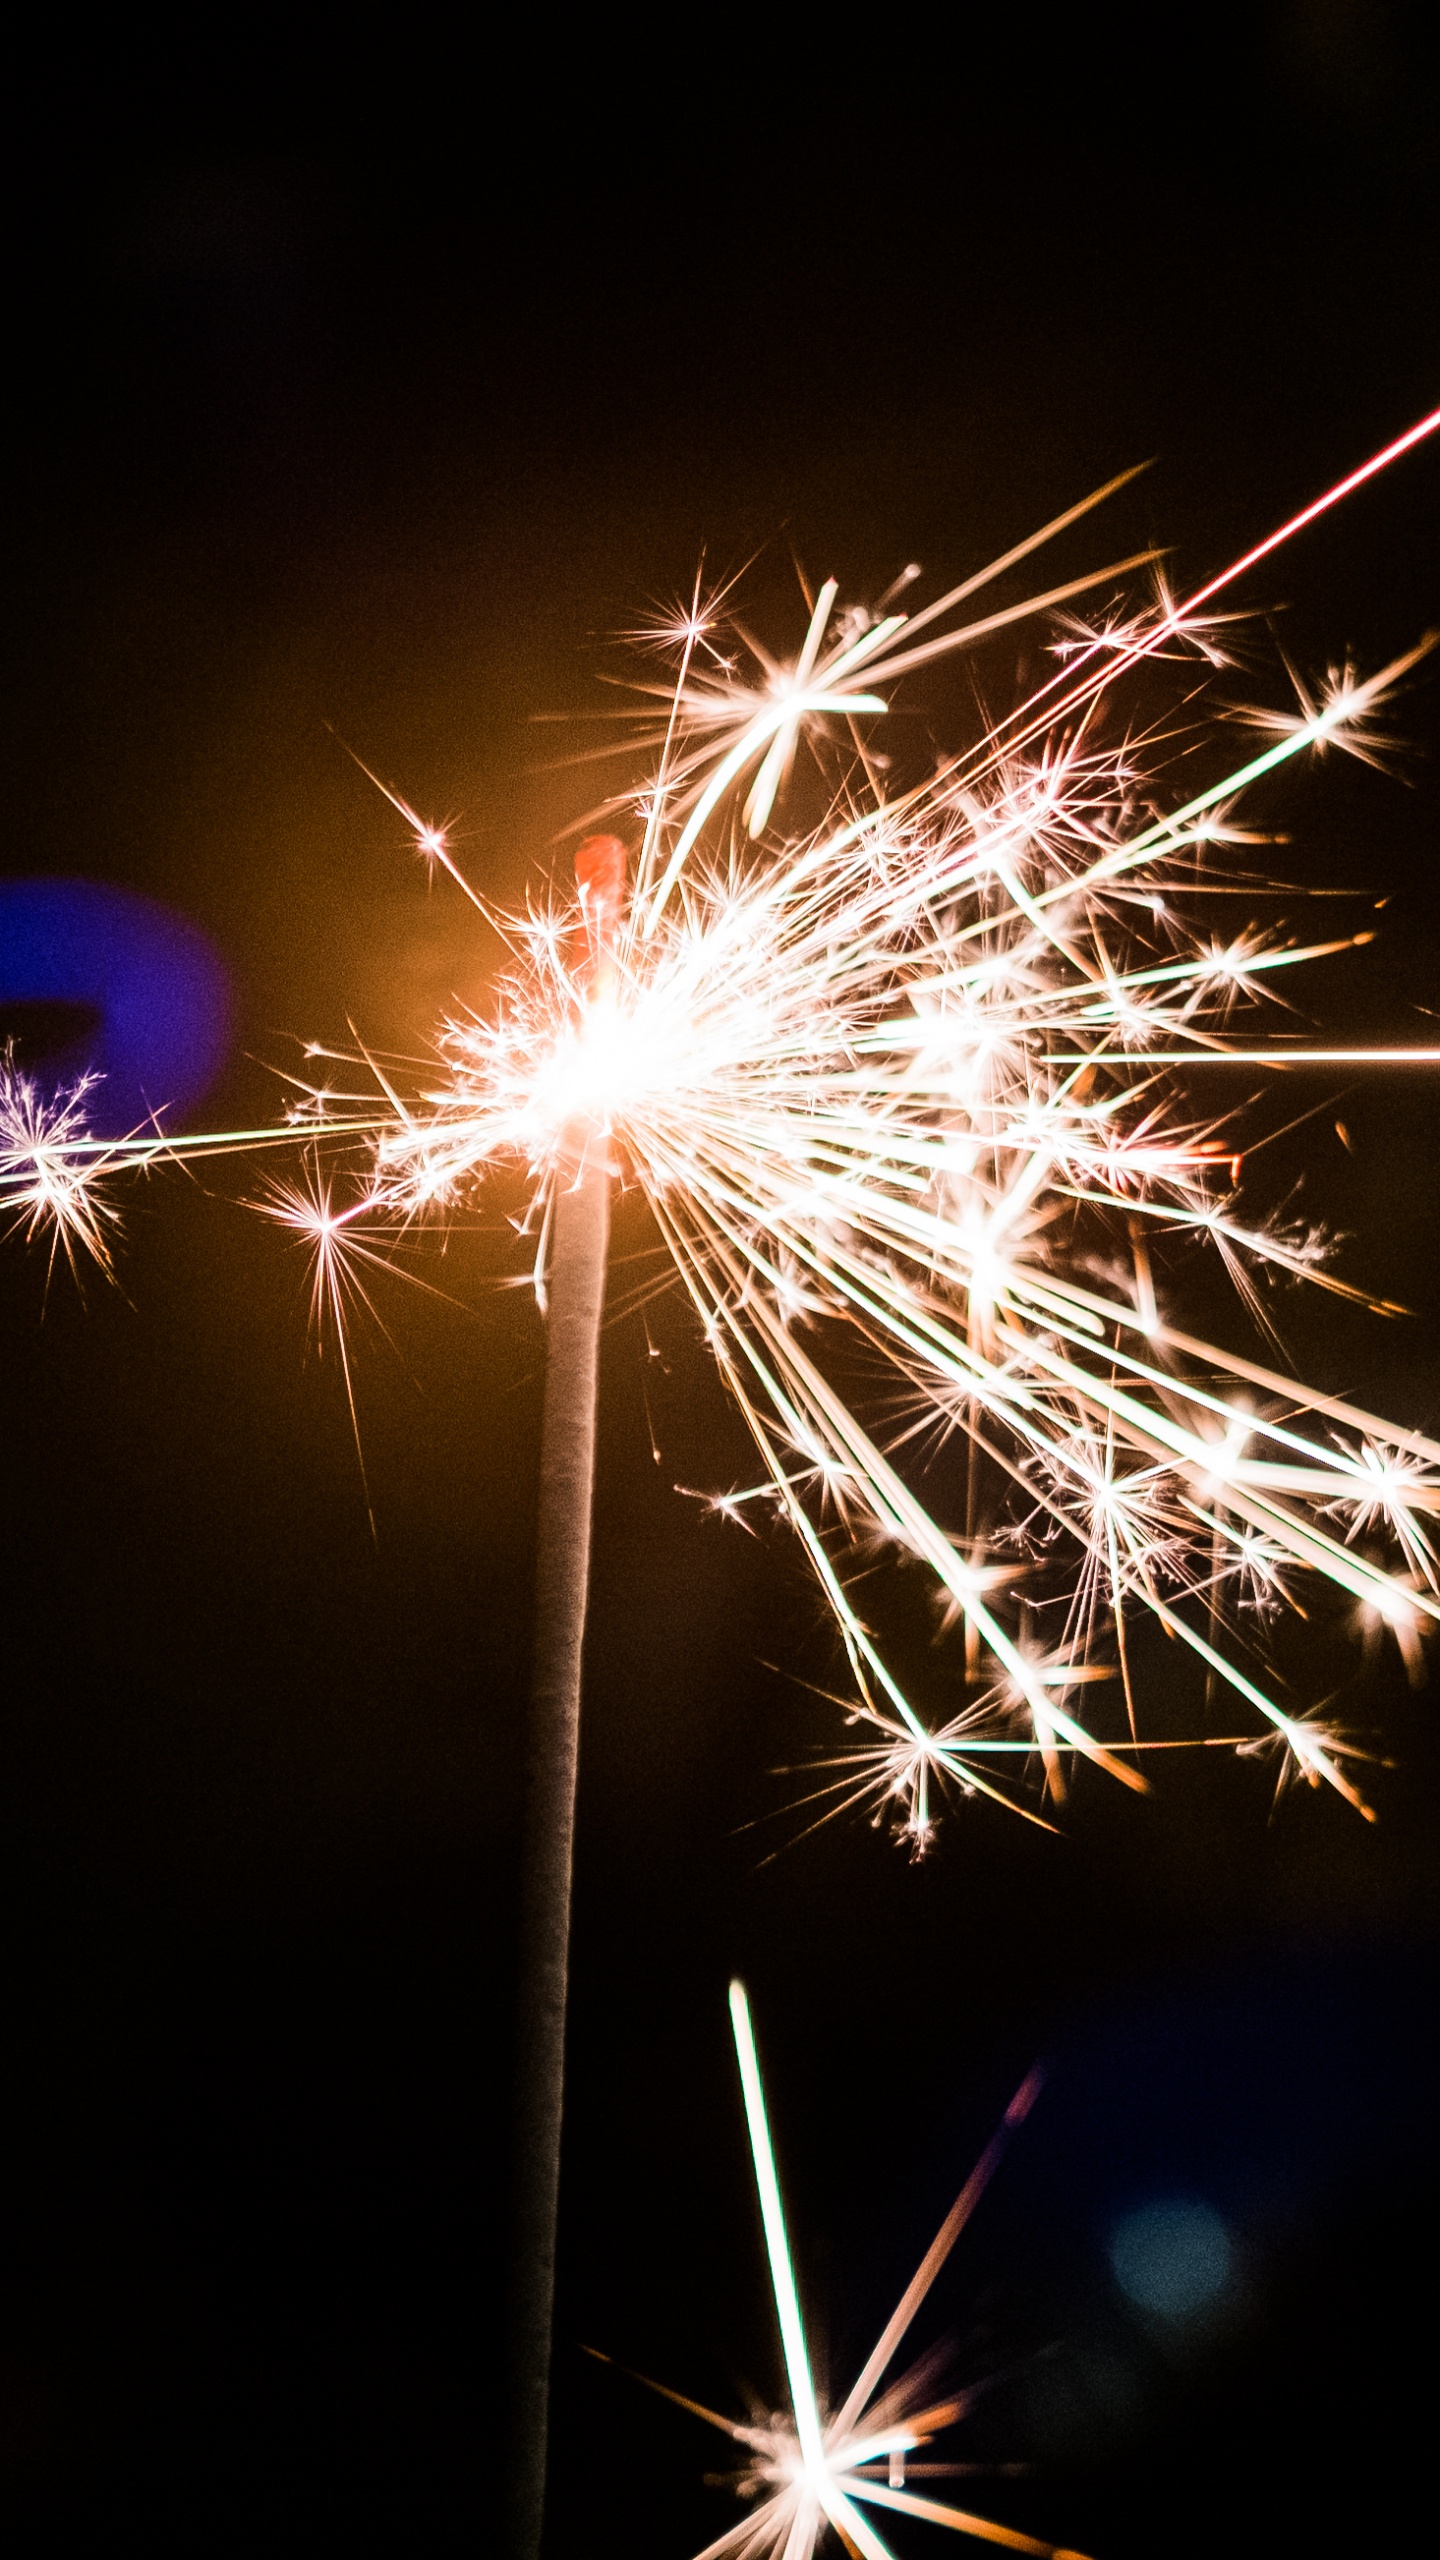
[0,1051,123,1279]
[260,1162,387,1504]
[36,409,1440,1838]
[594,1981,1085,2560]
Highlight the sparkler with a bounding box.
[16,416,1440,1838]
[596,1981,1084,2560]
[278,412,1440,1849]
[10,407,1440,2557]
[262,417,1440,2558]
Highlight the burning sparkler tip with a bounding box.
[134,404,1440,1852]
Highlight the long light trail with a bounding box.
[9,406,1440,1840]
[597,1981,1082,2560]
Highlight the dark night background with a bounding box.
[2,7,1438,2551]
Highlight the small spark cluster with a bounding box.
[600,1983,1082,2560]
[0,1051,119,1279]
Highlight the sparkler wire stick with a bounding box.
[504,833,625,2560]
[504,1131,610,2560]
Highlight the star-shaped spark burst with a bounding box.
[598,1983,1085,2560]
[0,1052,122,1281]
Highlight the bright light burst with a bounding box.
[0,1050,122,1279]
[594,1981,1082,2560]
[19,419,1438,1836]
[261,412,1440,1839]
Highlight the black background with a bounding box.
[2,6,1438,2552]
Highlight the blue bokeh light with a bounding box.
[1109,2198,1232,2322]
[0,876,232,1134]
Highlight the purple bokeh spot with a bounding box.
[0,876,233,1135]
